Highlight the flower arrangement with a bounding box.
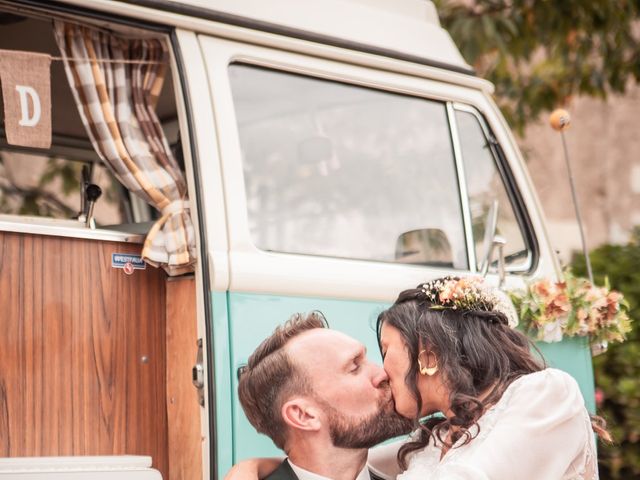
[509,272,632,345]
[420,276,519,328]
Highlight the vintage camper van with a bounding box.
[0,1,595,479]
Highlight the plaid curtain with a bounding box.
[53,21,195,276]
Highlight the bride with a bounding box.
[229,276,608,480]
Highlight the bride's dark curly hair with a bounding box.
[376,283,604,469]
[376,286,545,469]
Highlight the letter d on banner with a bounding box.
[0,50,51,148]
[16,85,42,127]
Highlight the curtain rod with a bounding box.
[51,56,165,65]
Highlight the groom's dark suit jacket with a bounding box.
[264,459,385,480]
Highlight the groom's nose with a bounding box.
[371,363,389,388]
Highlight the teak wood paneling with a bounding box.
[166,276,202,480]
[0,231,168,478]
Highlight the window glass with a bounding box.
[0,151,128,224]
[455,110,529,270]
[229,64,468,269]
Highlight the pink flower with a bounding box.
[584,286,605,303]
[439,281,456,302]
[545,292,571,318]
[591,296,607,312]
[576,308,588,322]
[532,280,553,298]
[605,292,622,320]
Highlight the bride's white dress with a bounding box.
[369,368,598,480]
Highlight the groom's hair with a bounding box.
[237,311,328,450]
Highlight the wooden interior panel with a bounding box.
[0,231,168,478]
[166,276,202,480]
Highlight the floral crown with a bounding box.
[419,276,519,328]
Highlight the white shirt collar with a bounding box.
[288,459,371,480]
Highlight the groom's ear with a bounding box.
[281,397,322,432]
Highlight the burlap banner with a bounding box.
[0,49,51,149]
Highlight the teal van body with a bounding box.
[214,292,595,478]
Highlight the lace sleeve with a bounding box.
[463,369,594,480]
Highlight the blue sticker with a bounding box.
[111,253,146,270]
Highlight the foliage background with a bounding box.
[572,235,640,479]
[434,0,640,133]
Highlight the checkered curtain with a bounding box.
[53,21,195,276]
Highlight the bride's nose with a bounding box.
[371,364,389,387]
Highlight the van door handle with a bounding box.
[192,338,205,407]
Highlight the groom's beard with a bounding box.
[316,387,414,449]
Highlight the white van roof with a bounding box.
[148,0,473,74]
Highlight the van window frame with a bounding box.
[225,62,538,275]
[450,102,538,273]
[201,35,541,300]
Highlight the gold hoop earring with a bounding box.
[417,349,438,376]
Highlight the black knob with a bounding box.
[86,184,102,202]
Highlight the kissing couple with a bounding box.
[228,276,606,480]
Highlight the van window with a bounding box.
[229,64,468,269]
[455,109,529,269]
[0,14,181,231]
[0,151,125,223]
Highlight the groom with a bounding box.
[237,312,412,480]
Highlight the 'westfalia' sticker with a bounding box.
[112,253,146,275]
